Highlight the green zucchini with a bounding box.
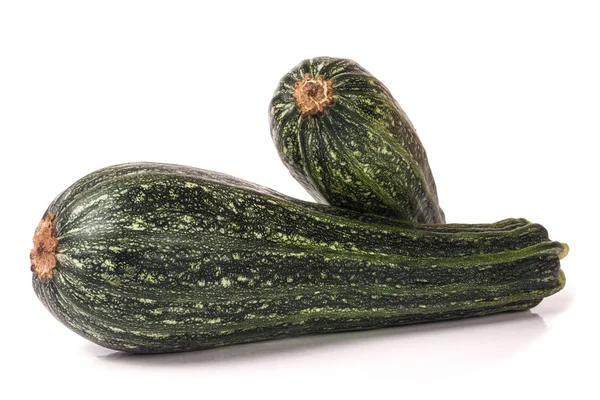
[269,57,445,223]
[31,163,567,353]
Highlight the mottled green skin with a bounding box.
[32,163,565,353]
[270,57,445,223]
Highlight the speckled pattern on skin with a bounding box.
[269,57,445,223]
[32,163,565,353]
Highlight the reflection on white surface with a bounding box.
[97,310,548,378]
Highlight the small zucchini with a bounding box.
[269,57,445,223]
[31,163,567,353]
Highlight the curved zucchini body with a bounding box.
[269,57,445,223]
[31,163,566,353]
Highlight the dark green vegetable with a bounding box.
[31,163,567,353]
[269,57,445,223]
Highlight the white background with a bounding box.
[1,0,598,398]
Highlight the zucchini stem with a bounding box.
[292,74,335,117]
[30,213,57,280]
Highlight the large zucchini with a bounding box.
[31,163,566,353]
[269,57,445,223]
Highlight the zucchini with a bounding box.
[31,163,567,353]
[269,57,445,223]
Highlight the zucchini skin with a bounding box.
[32,163,565,353]
[269,57,445,223]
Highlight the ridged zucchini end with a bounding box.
[559,242,569,260]
[558,269,566,290]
